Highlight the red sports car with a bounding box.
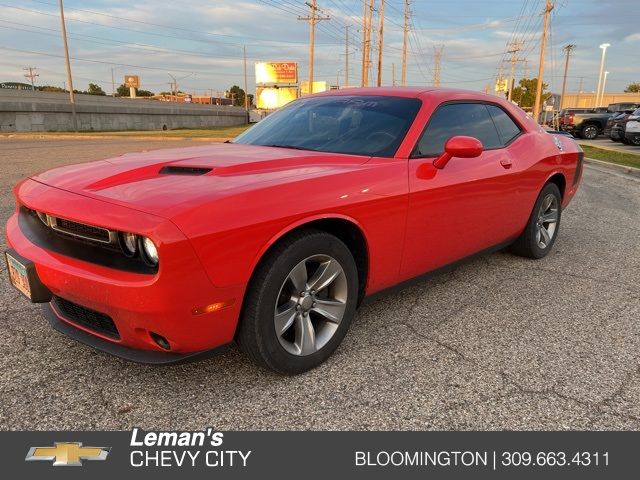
[4,88,582,374]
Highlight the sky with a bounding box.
[0,0,638,96]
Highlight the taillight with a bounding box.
[568,114,575,124]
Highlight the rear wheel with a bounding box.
[629,135,640,146]
[237,229,358,374]
[511,183,562,259]
[580,124,598,140]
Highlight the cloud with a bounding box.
[625,33,640,42]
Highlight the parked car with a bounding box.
[4,88,583,373]
[560,103,639,139]
[605,112,624,139]
[623,109,640,146]
[610,109,640,142]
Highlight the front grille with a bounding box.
[53,296,120,339]
[50,216,112,243]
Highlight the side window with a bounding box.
[415,103,501,157]
[486,104,521,145]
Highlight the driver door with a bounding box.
[400,102,524,280]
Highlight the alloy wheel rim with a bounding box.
[274,254,348,356]
[535,193,559,249]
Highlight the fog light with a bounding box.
[120,232,138,256]
[150,332,170,350]
[141,237,159,266]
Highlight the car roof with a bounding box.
[312,86,501,101]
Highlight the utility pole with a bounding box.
[168,74,177,101]
[533,0,554,124]
[361,0,374,86]
[111,67,116,96]
[506,41,524,102]
[23,66,39,91]
[361,0,367,86]
[559,44,575,109]
[402,0,409,86]
[433,45,444,87]
[298,1,330,95]
[243,45,249,114]
[392,62,396,86]
[376,0,385,87]
[58,0,77,131]
[345,25,349,88]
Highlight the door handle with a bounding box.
[500,158,513,169]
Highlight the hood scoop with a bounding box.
[159,165,213,176]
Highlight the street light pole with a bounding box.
[58,0,77,131]
[601,71,610,106]
[595,43,610,107]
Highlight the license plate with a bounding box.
[5,251,32,300]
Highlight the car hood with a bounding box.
[30,143,370,218]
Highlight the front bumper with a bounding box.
[6,179,244,360]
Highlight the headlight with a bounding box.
[141,236,159,266]
[120,232,138,256]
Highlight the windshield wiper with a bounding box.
[262,144,317,151]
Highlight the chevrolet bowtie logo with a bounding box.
[25,442,110,466]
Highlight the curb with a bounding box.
[584,157,640,177]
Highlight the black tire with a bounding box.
[629,135,640,146]
[579,124,598,140]
[236,229,358,374]
[511,183,562,259]
[621,136,630,145]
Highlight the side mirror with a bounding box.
[433,136,483,169]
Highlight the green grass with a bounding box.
[581,145,640,169]
[4,124,252,139]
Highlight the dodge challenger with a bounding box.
[4,88,583,374]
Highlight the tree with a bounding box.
[116,84,154,97]
[87,83,106,96]
[226,85,246,107]
[625,82,640,93]
[510,77,551,109]
[37,85,66,92]
[116,83,130,97]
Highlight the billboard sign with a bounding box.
[255,62,298,84]
[124,75,140,88]
[256,86,298,109]
[0,82,32,90]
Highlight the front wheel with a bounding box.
[629,135,640,146]
[511,183,562,259]
[237,229,358,374]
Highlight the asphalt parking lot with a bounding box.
[1,137,639,431]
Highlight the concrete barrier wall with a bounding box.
[0,90,248,132]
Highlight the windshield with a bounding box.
[233,95,422,157]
